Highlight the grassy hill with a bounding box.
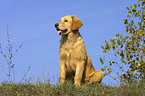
[0,81,144,96]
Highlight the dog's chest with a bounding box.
[59,45,77,71]
[64,46,76,71]
[59,37,84,71]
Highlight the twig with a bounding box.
[0,62,8,76]
[20,67,30,84]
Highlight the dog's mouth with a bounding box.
[55,23,69,35]
[56,29,68,35]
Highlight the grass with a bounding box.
[0,81,145,96]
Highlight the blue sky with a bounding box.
[0,0,137,85]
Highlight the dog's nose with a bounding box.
[55,23,59,28]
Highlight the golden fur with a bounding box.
[55,15,104,86]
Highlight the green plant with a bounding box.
[0,24,27,83]
[100,0,145,85]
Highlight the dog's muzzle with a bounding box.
[55,23,59,30]
[55,23,68,35]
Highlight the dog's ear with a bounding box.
[71,15,83,30]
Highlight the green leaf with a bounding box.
[138,0,143,3]
[105,40,109,45]
[121,61,127,64]
[136,57,139,61]
[99,58,104,64]
[121,57,125,61]
[120,42,123,48]
[135,12,140,17]
[120,52,124,58]
[120,35,123,39]
[101,46,104,49]
[113,36,117,40]
[103,50,106,53]
[142,10,145,16]
[101,68,105,71]
[112,45,116,50]
[126,7,130,10]
[132,9,137,13]
[110,39,116,45]
[124,19,128,24]
[130,55,133,58]
[128,11,132,15]
[131,20,134,25]
[117,39,120,45]
[131,4,137,10]
[134,4,137,8]
[116,33,120,37]
[125,36,129,39]
[123,38,126,43]
[105,45,111,51]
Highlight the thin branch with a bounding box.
[107,51,121,68]
[0,62,8,76]
[13,42,23,57]
[20,67,30,84]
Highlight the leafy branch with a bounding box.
[100,1,145,85]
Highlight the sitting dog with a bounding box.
[55,15,104,86]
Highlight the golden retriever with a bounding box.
[55,15,104,86]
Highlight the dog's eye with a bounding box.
[64,20,68,22]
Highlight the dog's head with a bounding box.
[55,15,83,35]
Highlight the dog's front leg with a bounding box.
[59,60,66,84]
[74,61,85,86]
